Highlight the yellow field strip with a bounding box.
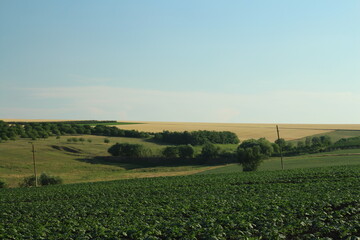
[116,121,360,141]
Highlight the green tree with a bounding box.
[162,146,179,158]
[311,137,321,147]
[178,145,194,158]
[237,138,273,171]
[275,138,286,148]
[200,143,220,159]
[320,136,332,146]
[108,143,145,158]
[237,146,263,171]
[297,141,305,148]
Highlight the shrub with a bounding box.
[162,146,179,158]
[39,173,63,186]
[108,143,145,158]
[19,173,63,187]
[200,143,220,159]
[178,145,194,158]
[19,175,37,187]
[104,138,110,144]
[87,139,92,143]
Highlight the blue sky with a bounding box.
[0,0,359,123]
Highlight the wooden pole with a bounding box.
[276,125,284,170]
[29,142,38,187]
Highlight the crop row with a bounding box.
[1,165,359,239]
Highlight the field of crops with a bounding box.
[1,165,359,239]
[115,121,360,142]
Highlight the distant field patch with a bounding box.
[78,122,143,126]
[117,121,360,141]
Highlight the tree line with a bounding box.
[6,120,118,125]
[106,138,273,171]
[0,121,240,145]
[153,130,240,145]
[0,121,150,141]
[107,134,360,171]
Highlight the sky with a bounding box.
[0,0,359,123]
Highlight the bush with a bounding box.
[19,173,63,187]
[39,173,63,186]
[0,180,6,188]
[178,145,194,158]
[200,143,220,159]
[104,138,110,144]
[162,146,179,158]
[19,175,37,187]
[108,143,145,158]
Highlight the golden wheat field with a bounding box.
[117,121,360,142]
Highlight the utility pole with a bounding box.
[276,125,284,170]
[29,142,38,187]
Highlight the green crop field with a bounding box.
[198,149,360,175]
[1,165,359,239]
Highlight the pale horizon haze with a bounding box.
[1,1,359,123]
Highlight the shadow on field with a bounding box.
[75,156,214,170]
[143,138,171,145]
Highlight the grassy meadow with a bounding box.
[0,135,220,187]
